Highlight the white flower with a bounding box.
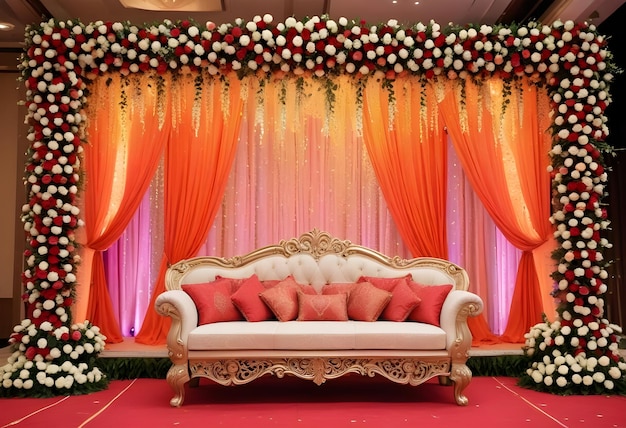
[608,367,622,379]
[592,372,605,383]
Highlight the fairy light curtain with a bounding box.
[199,75,410,257]
[92,73,554,344]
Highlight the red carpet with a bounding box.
[1,376,625,427]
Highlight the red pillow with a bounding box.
[382,279,422,322]
[230,274,274,322]
[407,283,454,326]
[321,283,355,295]
[323,282,391,321]
[358,274,412,291]
[261,279,282,289]
[182,278,244,325]
[215,275,247,292]
[259,277,301,321]
[297,292,348,321]
[358,275,420,321]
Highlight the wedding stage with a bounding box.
[95,338,527,359]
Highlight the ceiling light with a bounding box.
[0,22,15,31]
[118,0,223,12]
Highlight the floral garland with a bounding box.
[0,14,624,397]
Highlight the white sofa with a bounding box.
[155,229,483,407]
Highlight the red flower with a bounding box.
[71,330,82,341]
[25,346,37,360]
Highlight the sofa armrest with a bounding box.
[155,290,198,363]
[439,290,483,358]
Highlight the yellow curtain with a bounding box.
[438,78,554,342]
[76,74,170,342]
[362,76,448,259]
[135,72,245,345]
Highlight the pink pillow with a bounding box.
[348,282,392,321]
[259,277,301,321]
[230,274,273,322]
[323,282,391,321]
[358,275,420,321]
[407,283,454,326]
[297,292,348,321]
[182,278,244,325]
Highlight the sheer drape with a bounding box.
[135,73,245,345]
[447,142,521,334]
[104,186,162,337]
[362,77,448,259]
[438,78,554,342]
[76,74,170,342]
[200,75,409,257]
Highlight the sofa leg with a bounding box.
[438,375,452,386]
[449,363,472,406]
[166,363,190,407]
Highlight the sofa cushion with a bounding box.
[259,281,299,322]
[358,275,420,322]
[187,321,447,351]
[358,275,412,290]
[322,282,391,322]
[182,278,244,325]
[259,277,316,321]
[230,274,274,322]
[297,292,348,321]
[407,283,453,327]
[381,279,422,322]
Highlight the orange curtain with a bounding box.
[135,72,245,345]
[76,74,170,342]
[362,76,448,259]
[438,78,553,342]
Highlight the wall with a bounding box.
[0,50,27,340]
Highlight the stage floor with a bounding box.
[99,339,530,358]
[2,338,623,360]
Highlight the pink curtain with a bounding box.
[447,140,521,334]
[200,75,410,257]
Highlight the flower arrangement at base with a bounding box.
[0,320,108,398]
[520,316,626,395]
[2,13,624,398]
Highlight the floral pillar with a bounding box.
[520,22,626,394]
[0,23,107,397]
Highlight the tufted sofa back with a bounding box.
[165,230,469,293]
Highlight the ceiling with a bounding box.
[1,0,625,50]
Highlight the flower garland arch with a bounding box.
[0,14,624,397]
